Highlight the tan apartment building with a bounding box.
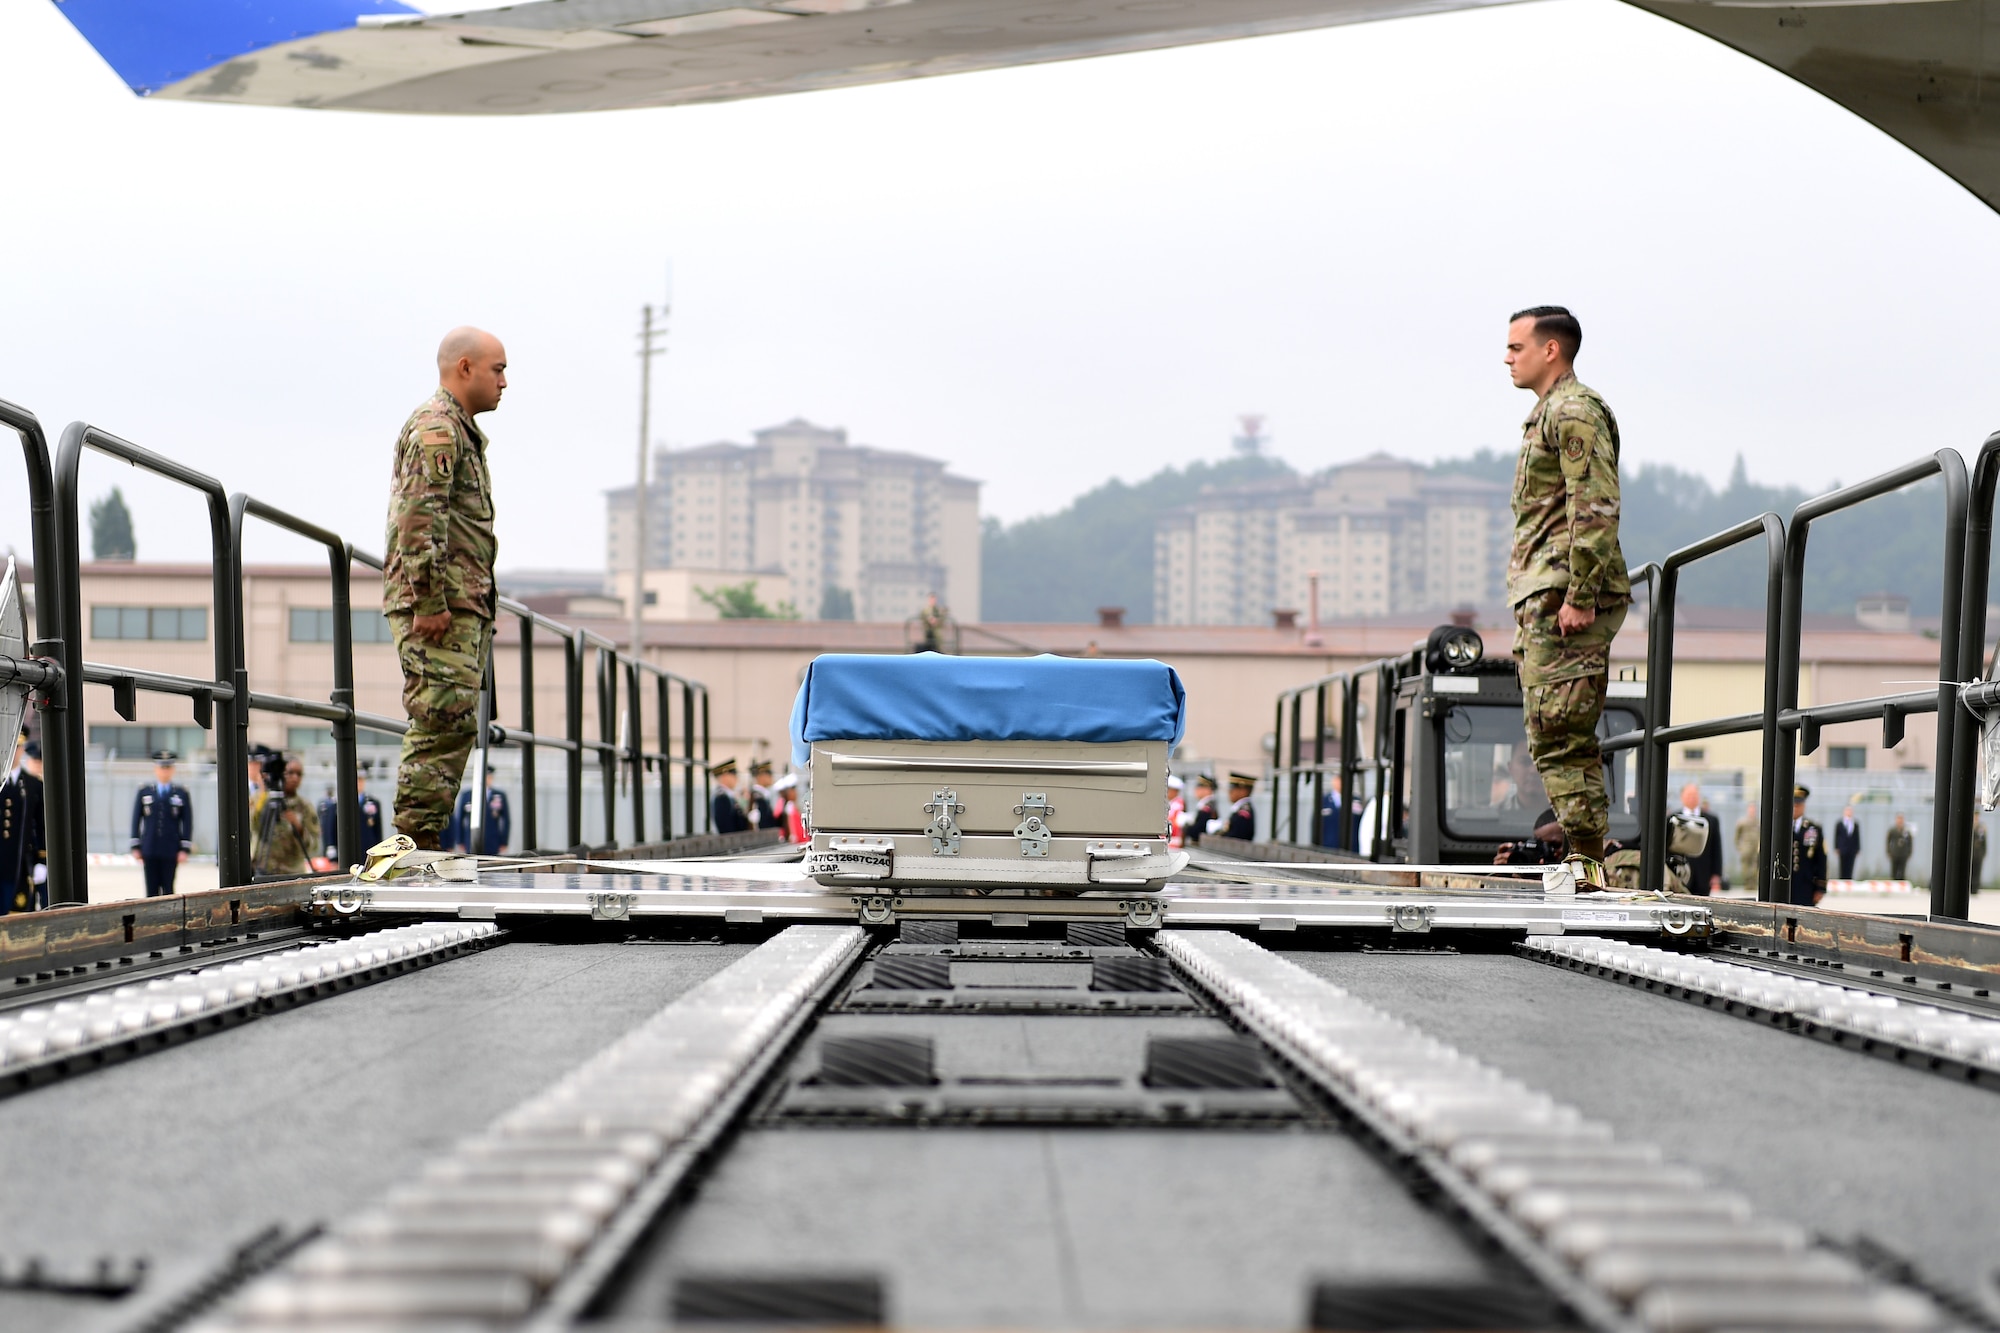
[1154,455,1509,626]
[605,419,981,624]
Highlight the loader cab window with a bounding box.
[1439,703,1641,842]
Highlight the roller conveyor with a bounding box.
[0,857,1990,1333]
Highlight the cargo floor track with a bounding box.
[0,851,1993,1333]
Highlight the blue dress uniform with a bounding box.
[324,789,385,862]
[0,760,34,914]
[709,759,749,834]
[749,763,776,830]
[1184,780,1217,847]
[17,764,45,911]
[1790,783,1829,907]
[130,751,194,898]
[316,791,341,860]
[452,784,511,854]
[1224,773,1258,841]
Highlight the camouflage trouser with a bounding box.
[389,610,491,840]
[1515,592,1629,850]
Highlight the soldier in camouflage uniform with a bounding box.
[1504,306,1629,886]
[384,328,506,848]
[252,755,321,877]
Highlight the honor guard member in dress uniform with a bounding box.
[15,740,47,910]
[384,327,506,850]
[452,769,511,854]
[1504,306,1630,891]
[315,787,340,865]
[710,759,750,834]
[322,770,386,866]
[1222,772,1258,841]
[748,760,776,830]
[1180,774,1218,847]
[1790,784,1828,907]
[0,735,31,914]
[129,750,194,897]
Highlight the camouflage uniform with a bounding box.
[1735,811,1762,895]
[1509,372,1630,854]
[252,793,320,877]
[384,388,498,842]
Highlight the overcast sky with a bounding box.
[2,0,1997,575]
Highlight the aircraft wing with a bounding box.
[44,0,2000,213]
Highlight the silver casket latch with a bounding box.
[1013,792,1054,858]
[923,788,964,855]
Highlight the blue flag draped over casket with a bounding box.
[790,653,1186,769]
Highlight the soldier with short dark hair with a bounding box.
[384,327,506,850]
[1504,305,1629,889]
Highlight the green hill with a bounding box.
[982,451,1963,624]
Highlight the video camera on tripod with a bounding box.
[252,744,287,796]
[250,744,295,878]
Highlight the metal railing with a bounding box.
[1269,656,1396,857]
[0,393,714,905]
[1267,442,1991,920]
[1944,431,2000,922]
[1769,453,1967,915]
[1609,518,1784,908]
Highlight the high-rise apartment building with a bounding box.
[606,419,981,623]
[1155,455,1508,625]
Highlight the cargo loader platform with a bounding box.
[307,849,1716,941]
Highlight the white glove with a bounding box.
[1206,818,1224,835]
[31,864,46,885]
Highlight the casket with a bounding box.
[791,653,1189,890]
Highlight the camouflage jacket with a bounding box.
[252,792,320,876]
[383,388,497,619]
[1507,373,1630,613]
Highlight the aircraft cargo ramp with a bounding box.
[0,846,1993,1333]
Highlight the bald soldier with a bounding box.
[1504,306,1629,889]
[383,328,506,848]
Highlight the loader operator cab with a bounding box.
[1367,625,1644,865]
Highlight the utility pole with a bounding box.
[632,300,669,660]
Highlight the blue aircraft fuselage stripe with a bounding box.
[54,0,422,95]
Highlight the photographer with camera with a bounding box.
[1495,807,1567,867]
[250,750,320,879]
